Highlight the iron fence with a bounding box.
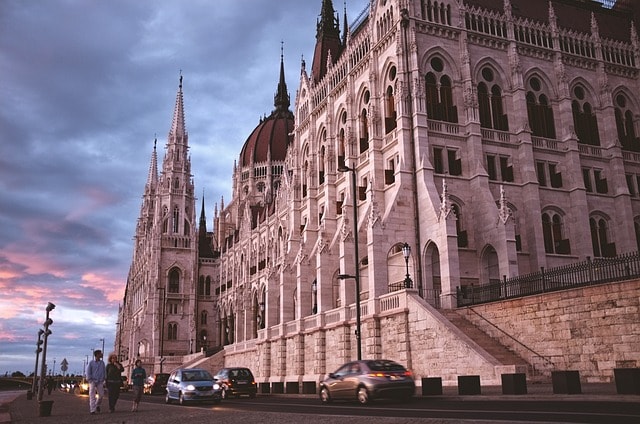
[457,251,640,307]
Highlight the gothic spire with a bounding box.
[145,137,158,194]
[169,74,186,140]
[273,42,291,115]
[311,0,343,83]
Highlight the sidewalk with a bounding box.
[2,383,639,424]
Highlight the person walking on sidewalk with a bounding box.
[130,359,146,412]
[105,353,125,413]
[86,349,106,414]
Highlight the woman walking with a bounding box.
[130,359,146,412]
[105,353,124,413]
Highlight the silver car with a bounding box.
[165,368,222,405]
[319,359,415,404]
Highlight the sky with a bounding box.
[0,0,369,376]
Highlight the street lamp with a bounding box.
[338,162,362,360]
[311,280,318,314]
[402,242,413,288]
[31,329,45,397]
[37,302,55,402]
[99,338,105,355]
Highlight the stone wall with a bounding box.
[211,280,639,387]
[456,279,640,382]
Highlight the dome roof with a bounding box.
[239,54,293,167]
[239,111,293,167]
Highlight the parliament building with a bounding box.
[117,0,640,387]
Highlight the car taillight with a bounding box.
[369,372,386,378]
[404,370,413,377]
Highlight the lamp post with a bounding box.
[338,162,362,360]
[311,280,318,314]
[402,242,413,288]
[31,329,45,397]
[37,302,55,402]
[99,338,104,355]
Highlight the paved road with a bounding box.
[2,384,639,424]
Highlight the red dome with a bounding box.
[239,53,294,167]
[239,112,293,167]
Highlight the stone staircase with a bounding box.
[439,309,533,376]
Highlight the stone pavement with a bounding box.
[0,383,638,424]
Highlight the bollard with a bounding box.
[552,370,581,394]
[38,400,54,417]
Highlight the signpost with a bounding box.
[60,358,68,388]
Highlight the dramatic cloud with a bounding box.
[0,0,368,375]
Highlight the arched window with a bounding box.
[477,67,508,130]
[200,311,207,325]
[205,276,211,296]
[359,108,369,152]
[198,276,204,295]
[542,211,570,254]
[172,206,179,233]
[425,56,458,123]
[614,93,639,152]
[168,268,180,293]
[571,85,600,146]
[385,65,397,133]
[168,323,178,340]
[451,204,468,248]
[526,76,556,138]
[590,216,615,257]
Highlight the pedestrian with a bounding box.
[86,349,106,414]
[130,359,147,412]
[105,353,125,413]
[46,376,54,395]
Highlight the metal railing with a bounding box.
[457,251,640,307]
[388,282,441,309]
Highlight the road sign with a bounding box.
[60,358,68,373]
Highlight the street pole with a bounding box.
[31,329,44,397]
[37,302,55,402]
[338,164,362,360]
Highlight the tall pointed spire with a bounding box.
[311,0,343,83]
[273,42,290,115]
[145,137,158,193]
[169,73,186,139]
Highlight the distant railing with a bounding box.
[388,282,441,309]
[457,251,640,307]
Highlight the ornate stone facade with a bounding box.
[117,0,640,383]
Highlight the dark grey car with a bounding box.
[165,368,222,405]
[213,367,257,398]
[319,359,415,404]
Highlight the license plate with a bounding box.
[237,380,247,384]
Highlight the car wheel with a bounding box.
[179,392,187,406]
[357,387,369,405]
[165,393,171,404]
[319,386,331,404]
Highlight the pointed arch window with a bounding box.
[385,85,397,133]
[477,67,508,131]
[590,216,616,257]
[425,57,458,124]
[200,311,207,325]
[571,85,600,146]
[198,276,205,295]
[451,204,468,247]
[614,93,640,152]
[167,322,178,340]
[526,77,556,138]
[168,268,180,293]
[172,206,179,233]
[359,108,369,152]
[542,211,570,254]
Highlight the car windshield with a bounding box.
[366,360,406,372]
[183,370,213,381]
[230,369,251,378]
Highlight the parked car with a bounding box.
[120,375,129,392]
[213,367,257,399]
[165,368,222,405]
[319,359,415,405]
[144,373,170,395]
